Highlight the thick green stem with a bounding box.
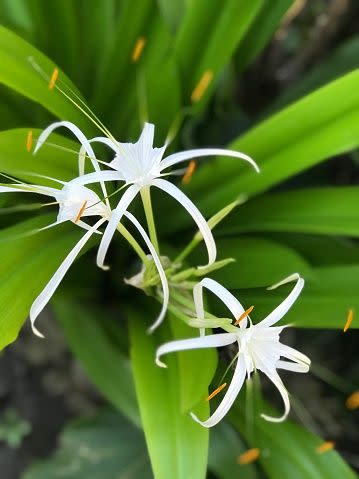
[141,186,159,254]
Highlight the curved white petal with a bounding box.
[155,332,237,368]
[191,352,246,428]
[124,211,169,333]
[78,136,118,175]
[161,148,259,173]
[34,121,109,206]
[193,278,247,329]
[69,170,125,186]
[0,184,59,196]
[278,344,311,367]
[76,219,103,234]
[152,178,216,266]
[276,360,309,373]
[30,217,106,338]
[96,184,140,270]
[260,367,290,423]
[258,275,304,328]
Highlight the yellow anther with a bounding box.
[48,67,59,90]
[343,309,354,332]
[131,37,146,63]
[234,305,254,326]
[316,441,335,454]
[191,70,214,103]
[74,201,88,223]
[346,390,359,410]
[206,383,227,401]
[181,160,197,185]
[237,448,260,465]
[26,130,33,152]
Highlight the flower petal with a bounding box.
[96,184,140,269]
[258,275,304,328]
[193,278,247,328]
[191,352,246,428]
[78,136,118,175]
[124,211,169,333]
[30,217,106,338]
[69,170,125,186]
[161,148,259,173]
[152,178,216,266]
[278,344,311,367]
[260,367,291,422]
[276,360,309,373]
[155,332,237,368]
[0,184,59,196]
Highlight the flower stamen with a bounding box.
[234,305,254,326]
[74,200,88,223]
[343,308,354,332]
[191,70,214,103]
[206,383,227,401]
[237,448,260,465]
[316,441,335,454]
[26,130,33,152]
[345,390,359,410]
[132,37,146,63]
[182,160,197,185]
[48,67,59,90]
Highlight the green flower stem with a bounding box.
[116,223,149,265]
[173,237,199,265]
[140,186,159,254]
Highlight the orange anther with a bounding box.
[182,160,196,185]
[237,448,260,465]
[235,306,254,326]
[26,130,33,152]
[316,441,335,454]
[48,67,59,90]
[206,383,227,401]
[131,37,146,63]
[191,70,214,103]
[343,309,354,332]
[346,390,359,410]
[74,201,87,223]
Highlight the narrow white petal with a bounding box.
[0,184,59,196]
[161,148,259,173]
[278,344,311,367]
[30,217,106,338]
[258,275,304,328]
[69,170,124,186]
[260,367,291,423]
[153,178,216,266]
[191,353,246,428]
[78,136,118,175]
[155,332,237,368]
[124,211,169,333]
[76,219,103,234]
[96,185,140,270]
[276,360,309,373]
[194,278,247,327]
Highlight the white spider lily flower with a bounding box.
[0,180,110,336]
[35,121,259,271]
[156,274,310,427]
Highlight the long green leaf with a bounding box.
[219,187,359,237]
[130,309,210,479]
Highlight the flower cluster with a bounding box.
[1,120,310,426]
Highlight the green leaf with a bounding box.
[191,236,312,289]
[0,215,81,350]
[157,0,185,32]
[0,128,78,183]
[186,70,359,217]
[219,187,359,237]
[208,421,260,479]
[237,264,359,329]
[23,410,152,479]
[0,26,92,133]
[129,308,210,479]
[229,401,357,479]
[235,0,293,73]
[53,300,140,426]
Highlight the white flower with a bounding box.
[155,274,310,427]
[0,179,168,335]
[35,121,260,272]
